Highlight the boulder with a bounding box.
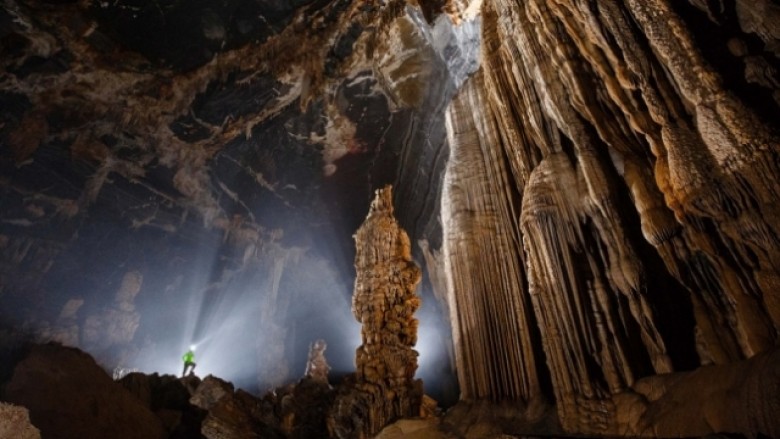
[0,402,41,439]
[2,343,167,439]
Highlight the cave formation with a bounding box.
[1,0,779,438]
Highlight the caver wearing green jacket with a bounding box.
[182,349,196,377]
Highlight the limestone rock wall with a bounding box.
[441,0,780,435]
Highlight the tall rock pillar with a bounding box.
[330,185,424,438]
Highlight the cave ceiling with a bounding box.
[1,0,400,244]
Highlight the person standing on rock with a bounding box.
[182,345,197,377]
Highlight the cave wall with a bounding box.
[437,0,780,435]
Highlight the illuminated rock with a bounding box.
[330,185,424,438]
[0,402,40,439]
[436,0,780,436]
[189,376,234,411]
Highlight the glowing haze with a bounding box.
[124,230,454,402]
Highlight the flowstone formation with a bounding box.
[330,185,423,438]
[432,0,780,437]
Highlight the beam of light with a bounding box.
[128,231,366,392]
[123,200,454,400]
[415,300,447,379]
[413,286,458,405]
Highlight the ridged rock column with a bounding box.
[330,185,423,438]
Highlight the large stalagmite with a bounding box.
[330,185,424,438]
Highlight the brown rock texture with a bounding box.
[81,271,142,352]
[200,388,283,439]
[0,402,41,439]
[622,347,780,437]
[119,372,207,437]
[189,375,235,411]
[330,185,424,438]
[436,0,780,436]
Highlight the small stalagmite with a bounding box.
[329,185,424,438]
[304,339,331,384]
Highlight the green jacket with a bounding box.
[183,350,195,364]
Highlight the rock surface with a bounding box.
[330,185,424,438]
[2,343,167,439]
[120,372,207,438]
[0,402,41,439]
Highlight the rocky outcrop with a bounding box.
[120,372,207,438]
[330,185,424,438]
[189,375,235,411]
[0,402,41,439]
[2,343,167,439]
[200,388,284,439]
[189,368,335,439]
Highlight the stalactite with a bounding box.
[442,0,780,435]
[442,71,543,403]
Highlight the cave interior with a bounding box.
[1,0,779,438]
